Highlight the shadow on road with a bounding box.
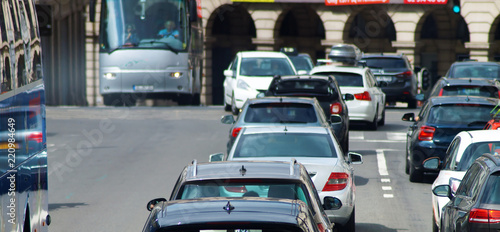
[49,202,87,211]
[355,223,399,232]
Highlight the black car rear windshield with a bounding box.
[438,85,499,98]
[245,103,317,123]
[427,104,495,125]
[451,65,500,79]
[362,57,407,69]
[480,172,500,204]
[275,80,332,94]
[234,133,337,158]
[314,72,363,87]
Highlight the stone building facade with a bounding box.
[85,0,500,106]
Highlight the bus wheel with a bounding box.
[191,93,200,106]
[178,94,193,106]
[103,94,123,106]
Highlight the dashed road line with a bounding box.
[376,149,394,199]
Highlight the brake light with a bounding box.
[330,103,342,114]
[497,90,500,98]
[354,91,372,101]
[396,70,413,78]
[224,186,247,193]
[418,126,435,141]
[322,172,348,191]
[27,132,43,143]
[231,127,242,137]
[469,208,500,224]
[438,89,444,96]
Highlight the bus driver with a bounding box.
[158,20,179,39]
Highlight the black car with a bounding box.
[421,77,500,101]
[143,198,321,232]
[264,75,353,152]
[433,153,500,232]
[402,96,500,182]
[221,97,336,153]
[167,160,340,232]
[361,54,419,108]
[444,61,500,79]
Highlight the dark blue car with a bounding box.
[402,96,500,182]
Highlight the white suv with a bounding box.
[310,65,386,130]
[423,130,500,232]
[223,51,297,115]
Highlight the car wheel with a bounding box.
[432,211,439,232]
[378,107,385,126]
[409,160,423,182]
[191,93,201,106]
[408,99,417,109]
[367,107,378,130]
[337,207,355,232]
[405,149,410,174]
[231,94,239,115]
[224,90,231,111]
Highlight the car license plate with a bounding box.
[0,142,19,149]
[133,85,154,91]
[377,76,392,82]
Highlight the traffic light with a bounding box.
[421,70,431,91]
[452,0,460,14]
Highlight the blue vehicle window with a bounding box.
[456,142,500,171]
[234,133,337,158]
[245,103,317,123]
[427,104,494,125]
[453,65,500,79]
[440,86,499,98]
[240,57,295,76]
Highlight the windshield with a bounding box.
[451,65,500,79]
[361,57,407,69]
[289,55,314,72]
[99,0,188,52]
[454,142,500,171]
[239,58,295,76]
[427,104,495,125]
[438,85,499,98]
[234,133,337,158]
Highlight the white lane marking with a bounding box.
[381,178,391,183]
[350,132,364,140]
[387,132,406,141]
[383,194,394,198]
[377,149,389,176]
[382,186,392,191]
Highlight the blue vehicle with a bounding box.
[0,0,50,231]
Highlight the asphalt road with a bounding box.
[46,105,432,232]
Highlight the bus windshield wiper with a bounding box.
[140,39,181,54]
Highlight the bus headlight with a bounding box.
[103,73,116,80]
[170,72,182,78]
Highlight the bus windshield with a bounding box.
[100,0,189,52]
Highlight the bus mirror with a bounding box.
[189,0,198,22]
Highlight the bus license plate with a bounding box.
[133,85,154,91]
[377,76,392,82]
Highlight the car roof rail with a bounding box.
[192,159,197,177]
[290,158,297,175]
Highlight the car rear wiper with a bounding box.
[467,121,488,126]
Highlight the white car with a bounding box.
[310,65,386,130]
[423,130,500,232]
[210,126,363,232]
[223,51,297,115]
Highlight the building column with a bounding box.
[319,10,350,53]
[465,42,490,61]
[250,8,282,51]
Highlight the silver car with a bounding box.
[210,126,363,232]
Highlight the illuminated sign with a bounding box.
[230,0,448,3]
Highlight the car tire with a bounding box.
[192,93,201,106]
[231,94,239,115]
[337,207,355,232]
[224,90,231,111]
[367,107,378,130]
[405,149,410,174]
[103,94,123,106]
[408,99,417,109]
[378,107,385,126]
[432,211,439,232]
[409,160,423,182]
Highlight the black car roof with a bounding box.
[184,160,303,181]
[439,77,500,87]
[246,96,320,104]
[427,95,500,106]
[361,54,405,59]
[153,198,312,229]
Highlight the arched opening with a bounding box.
[343,8,396,53]
[275,6,325,61]
[206,4,256,105]
[415,8,469,81]
[489,15,500,61]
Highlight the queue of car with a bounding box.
[143,46,500,232]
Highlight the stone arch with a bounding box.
[415,8,469,79]
[205,4,256,105]
[274,6,325,61]
[343,6,396,53]
[489,15,500,61]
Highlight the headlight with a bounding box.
[103,73,116,80]
[170,72,182,78]
[237,79,251,90]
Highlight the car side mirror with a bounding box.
[224,70,234,78]
[415,93,425,101]
[432,185,453,200]
[323,196,342,210]
[330,115,342,124]
[147,198,167,211]
[422,157,441,170]
[414,66,422,73]
[402,113,415,122]
[297,70,308,75]
[347,152,363,164]
[221,115,235,124]
[209,153,224,162]
[343,93,354,101]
